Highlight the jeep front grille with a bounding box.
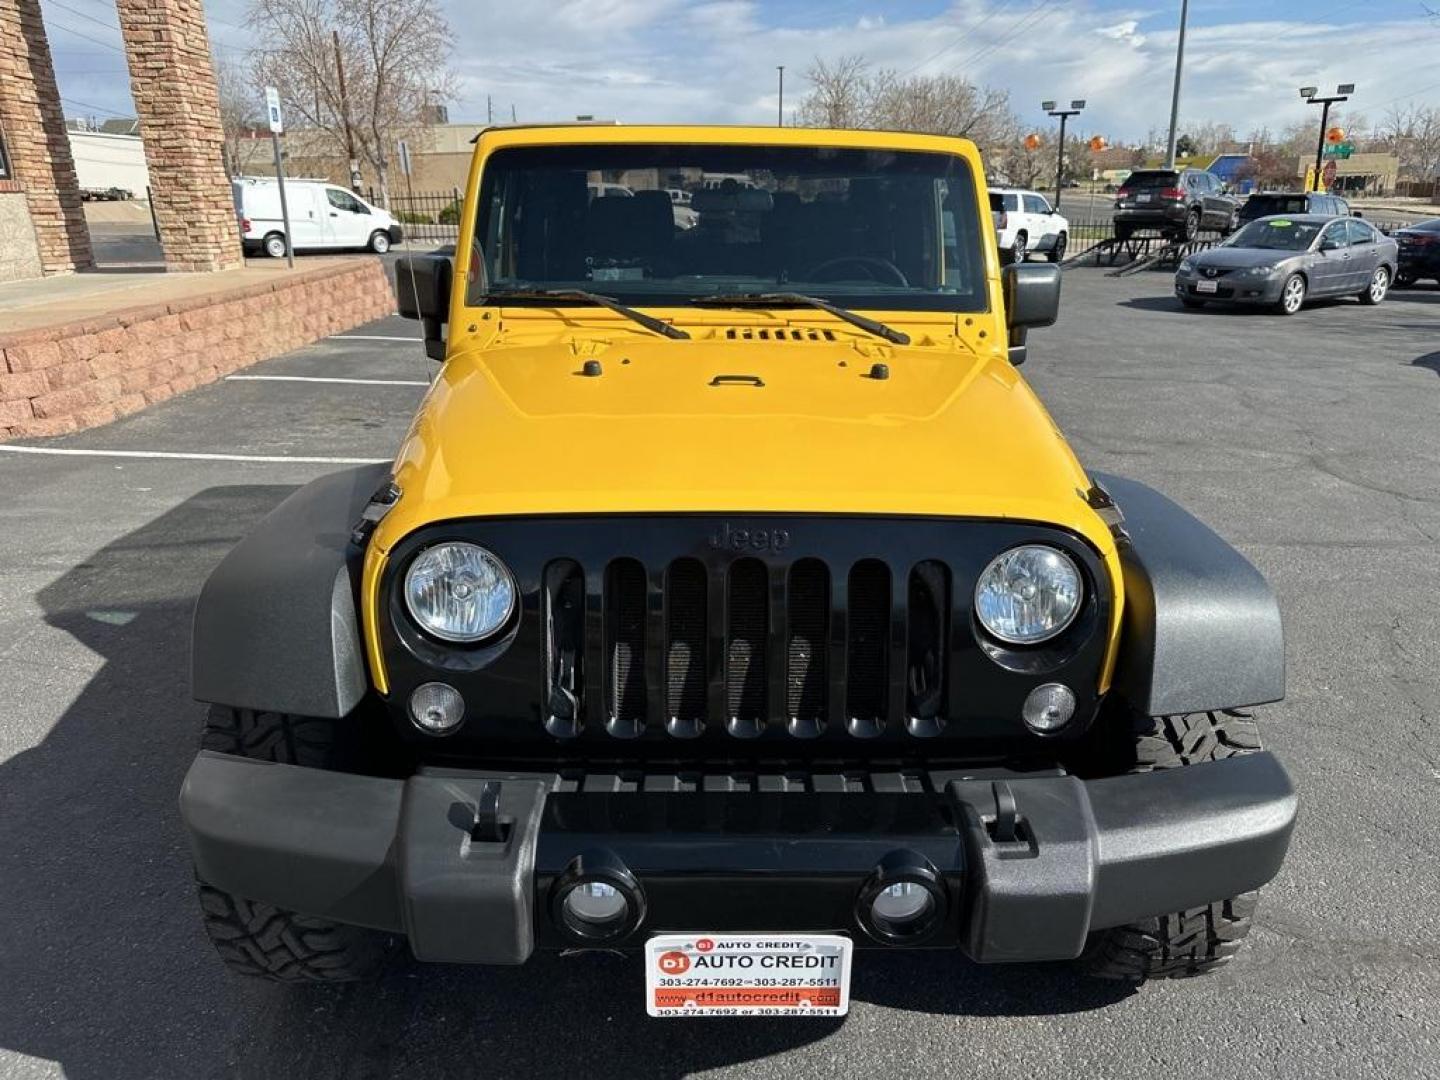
[543,554,954,740]
[381,515,1111,753]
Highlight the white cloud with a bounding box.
[44,0,1440,144]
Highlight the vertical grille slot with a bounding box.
[542,560,585,738]
[725,558,768,738]
[605,559,646,737]
[786,559,829,737]
[665,559,707,738]
[846,559,890,737]
[906,561,949,737]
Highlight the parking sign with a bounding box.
[265,87,283,134]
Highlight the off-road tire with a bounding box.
[196,706,395,982]
[1080,710,1263,982]
[198,885,391,983]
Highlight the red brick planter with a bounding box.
[0,259,396,440]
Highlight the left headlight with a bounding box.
[404,542,516,643]
[975,545,1083,645]
[1178,258,1196,273]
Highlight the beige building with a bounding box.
[1294,151,1400,196]
[241,123,482,196]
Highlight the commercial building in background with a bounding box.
[66,129,152,198]
[239,123,480,194]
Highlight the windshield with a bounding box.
[1122,171,1179,190]
[1228,219,1321,251]
[1243,196,1309,217]
[470,143,987,312]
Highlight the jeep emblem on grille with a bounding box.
[709,522,791,554]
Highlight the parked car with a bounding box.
[664,187,699,230]
[1114,168,1237,241]
[587,182,634,200]
[1392,217,1440,287]
[232,176,402,257]
[1174,214,1398,315]
[989,187,1069,263]
[1237,191,1352,227]
[183,123,1297,999]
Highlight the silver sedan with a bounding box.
[1174,214,1399,315]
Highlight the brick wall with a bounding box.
[0,260,396,440]
[115,0,240,273]
[0,0,95,274]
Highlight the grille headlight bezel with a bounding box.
[403,541,517,644]
[974,544,1084,646]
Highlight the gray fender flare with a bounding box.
[1095,473,1285,716]
[191,463,391,718]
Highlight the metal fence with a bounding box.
[375,188,463,243]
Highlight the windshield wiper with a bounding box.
[484,288,690,340]
[690,293,910,345]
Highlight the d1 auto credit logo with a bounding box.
[657,950,691,975]
[695,938,715,953]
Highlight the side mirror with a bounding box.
[1351,210,1363,218]
[1002,263,1061,366]
[1319,238,1340,252]
[395,255,452,362]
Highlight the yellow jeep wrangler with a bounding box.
[181,125,1295,1005]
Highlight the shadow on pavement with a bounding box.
[1412,352,1440,377]
[0,486,1122,1079]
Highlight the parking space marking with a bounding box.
[225,375,430,387]
[0,445,388,465]
[328,335,423,342]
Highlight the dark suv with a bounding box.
[1238,191,1352,227]
[1114,168,1238,241]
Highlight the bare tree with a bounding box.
[796,55,1016,147]
[1376,103,1440,182]
[247,0,453,205]
[214,53,266,177]
[795,55,871,129]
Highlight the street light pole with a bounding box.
[1042,99,1085,211]
[777,66,785,126]
[1164,0,1189,169]
[1300,83,1354,191]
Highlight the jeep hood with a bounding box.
[376,338,1111,554]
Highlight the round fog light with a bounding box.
[563,881,628,925]
[871,881,934,926]
[409,681,465,734]
[1022,682,1076,733]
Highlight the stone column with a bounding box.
[116,0,241,272]
[0,0,96,274]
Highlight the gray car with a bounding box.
[1174,214,1398,315]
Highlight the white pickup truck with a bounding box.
[990,187,1070,264]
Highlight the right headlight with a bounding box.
[404,541,516,643]
[975,545,1083,645]
[1178,258,1196,273]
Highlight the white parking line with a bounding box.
[327,335,422,342]
[225,375,430,387]
[0,445,388,465]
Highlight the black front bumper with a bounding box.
[179,751,1296,965]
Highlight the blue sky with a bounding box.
[41,0,1440,144]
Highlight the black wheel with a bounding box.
[1114,223,1133,243]
[262,232,287,259]
[1011,232,1028,264]
[1080,710,1263,982]
[368,230,391,254]
[1047,232,1068,263]
[1180,296,1207,309]
[1276,272,1306,315]
[1393,270,1415,289]
[1180,209,1200,242]
[1358,265,1390,305]
[195,706,395,982]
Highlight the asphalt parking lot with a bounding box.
[1,270,1437,1080]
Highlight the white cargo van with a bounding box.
[232,177,403,257]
